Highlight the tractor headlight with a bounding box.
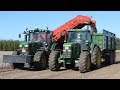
[65,47,69,50]
[19,45,22,47]
[63,49,67,52]
[63,46,71,54]
[86,40,89,45]
[24,45,29,47]
[67,50,71,52]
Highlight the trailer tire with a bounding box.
[91,46,102,69]
[105,51,116,65]
[33,51,48,70]
[79,51,91,73]
[11,51,24,69]
[49,50,60,71]
[112,51,116,64]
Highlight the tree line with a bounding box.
[0,40,19,51]
[116,38,120,50]
[0,38,120,51]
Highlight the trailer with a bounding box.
[92,29,116,65]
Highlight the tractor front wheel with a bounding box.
[79,51,91,73]
[49,50,60,71]
[33,51,48,70]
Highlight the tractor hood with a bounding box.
[19,41,44,48]
[19,41,31,45]
[19,41,44,55]
[63,42,80,47]
[19,41,31,48]
[63,43,73,47]
[62,42,81,59]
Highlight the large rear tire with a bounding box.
[33,51,48,70]
[79,51,91,73]
[49,50,60,71]
[91,46,102,69]
[11,51,24,69]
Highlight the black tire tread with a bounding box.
[49,50,60,71]
[33,51,48,70]
[105,51,116,65]
[91,46,101,69]
[79,51,91,73]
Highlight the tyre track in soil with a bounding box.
[0,68,75,79]
[0,51,120,79]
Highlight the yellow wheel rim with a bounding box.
[97,51,101,65]
[86,57,90,69]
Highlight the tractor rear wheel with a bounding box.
[33,51,48,70]
[91,46,102,69]
[79,51,91,73]
[11,51,24,69]
[49,50,60,71]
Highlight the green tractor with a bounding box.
[3,27,52,70]
[49,29,116,73]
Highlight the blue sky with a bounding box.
[0,11,120,40]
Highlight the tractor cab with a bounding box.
[23,27,51,44]
[19,27,52,55]
[62,29,92,59]
[67,29,92,50]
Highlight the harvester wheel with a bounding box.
[33,51,48,70]
[91,46,102,69]
[49,50,60,71]
[79,51,91,73]
[11,51,24,69]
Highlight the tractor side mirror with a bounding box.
[25,35,27,41]
[64,34,67,43]
[50,31,54,42]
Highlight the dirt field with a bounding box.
[0,51,120,79]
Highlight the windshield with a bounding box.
[29,32,46,42]
[67,31,86,42]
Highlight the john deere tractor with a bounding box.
[49,29,116,73]
[3,27,52,70]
